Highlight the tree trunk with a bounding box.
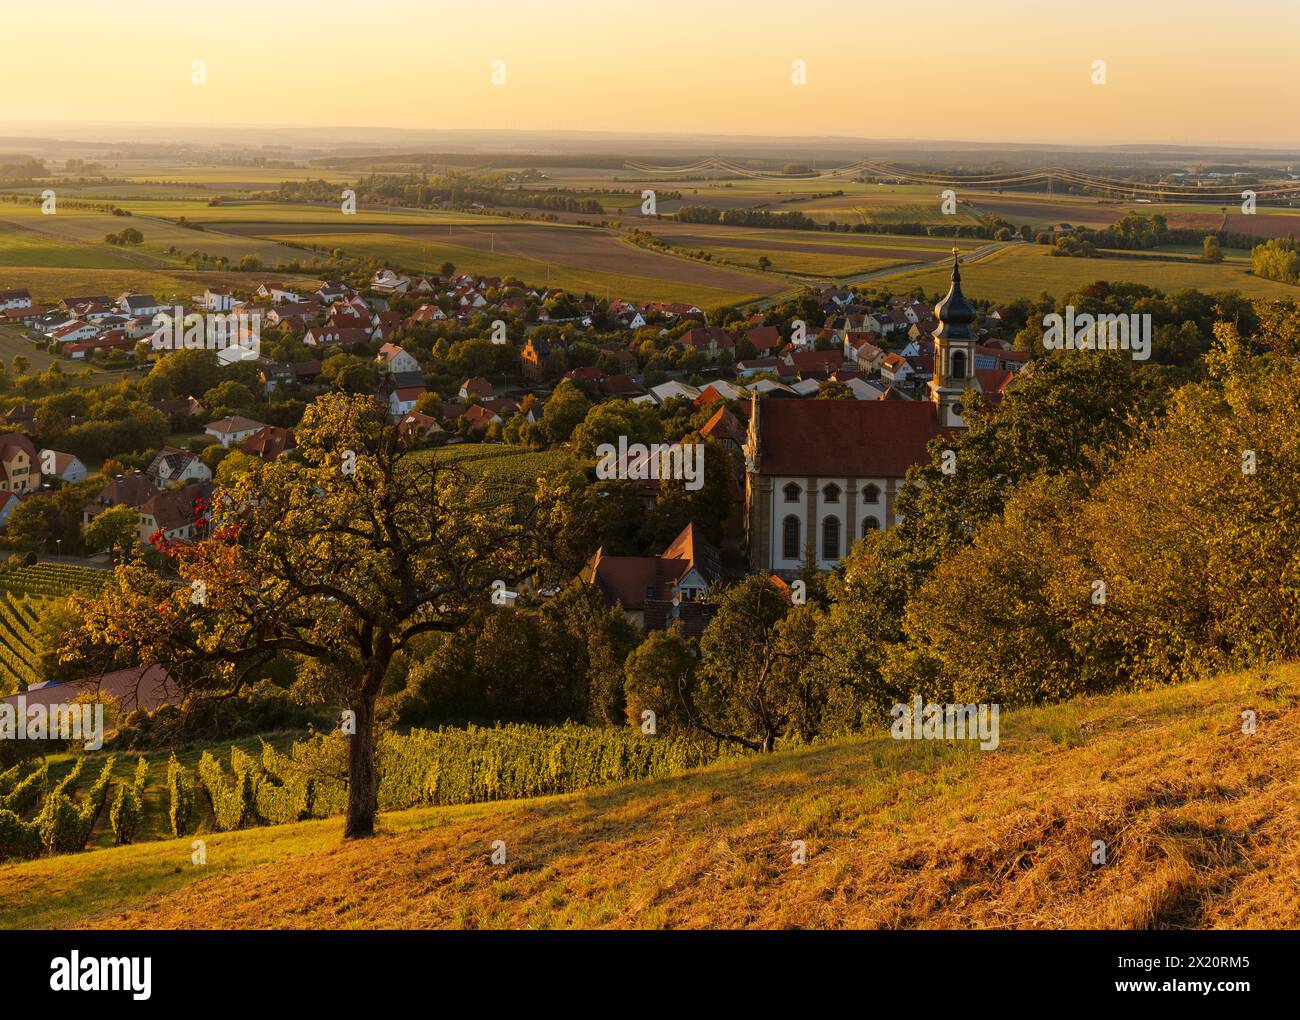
[343,690,379,839]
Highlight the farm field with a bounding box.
[0,267,321,305]
[0,203,309,269]
[273,227,786,308]
[881,243,1300,302]
[2,662,1293,930]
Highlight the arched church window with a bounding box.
[950,349,967,380]
[822,483,841,503]
[822,516,840,560]
[783,482,801,503]
[782,515,801,560]
[862,515,880,536]
[862,483,881,504]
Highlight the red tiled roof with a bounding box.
[752,398,948,477]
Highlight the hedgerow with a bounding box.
[287,723,721,817]
[198,749,254,831]
[166,754,194,837]
[0,809,40,862]
[0,760,48,815]
[109,756,149,845]
[252,742,314,824]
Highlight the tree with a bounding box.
[757,256,772,272]
[1201,235,1223,263]
[541,380,590,443]
[623,624,695,733]
[688,576,819,752]
[83,504,140,562]
[63,393,537,839]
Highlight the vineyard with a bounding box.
[0,562,109,695]
[0,723,724,865]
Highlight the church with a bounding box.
[744,253,989,574]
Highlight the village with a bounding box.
[0,256,1030,638]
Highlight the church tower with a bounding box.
[929,250,981,428]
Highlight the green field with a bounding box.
[884,243,1300,302]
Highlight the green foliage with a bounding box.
[288,722,720,816]
[0,760,47,814]
[198,750,254,831]
[109,756,149,845]
[0,809,40,863]
[1251,237,1300,285]
[166,753,195,837]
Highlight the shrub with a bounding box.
[287,723,721,817]
[0,809,40,862]
[166,754,195,837]
[0,760,48,815]
[252,742,314,824]
[37,793,85,853]
[109,756,148,845]
[198,750,253,831]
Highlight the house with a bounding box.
[48,320,99,344]
[304,326,369,348]
[257,283,298,304]
[202,287,233,312]
[648,380,702,404]
[64,333,132,360]
[881,353,913,385]
[745,256,986,574]
[0,289,32,311]
[146,447,212,489]
[369,269,410,296]
[744,326,781,357]
[138,482,214,545]
[581,523,721,635]
[397,410,445,443]
[241,426,297,463]
[377,343,421,375]
[781,349,844,377]
[205,416,267,448]
[521,336,555,380]
[462,405,501,432]
[0,434,38,495]
[409,304,447,325]
[38,450,86,483]
[152,396,206,421]
[120,293,161,318]
[459,377,494,400]
[388,386,426,421]
[82,471,157,525]
[674,327,736,361]
[694,380,747,408]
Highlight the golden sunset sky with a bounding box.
[3,0,1296,146]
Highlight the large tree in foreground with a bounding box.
[63,393,534,838]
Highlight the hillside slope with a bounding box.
[4,665,1299,930]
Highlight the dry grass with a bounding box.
[6,665,1299,930]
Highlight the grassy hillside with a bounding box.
[2,664,1297,930]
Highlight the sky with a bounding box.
[3,0,1296,148]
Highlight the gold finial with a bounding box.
[951,246,961,259]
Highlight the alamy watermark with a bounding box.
[890,696,1000,750]
[1042,307,1151,362]
[0,697,104,750]
[595,436,705,491]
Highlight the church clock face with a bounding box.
[952,401,964,418]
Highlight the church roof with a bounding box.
[750,398,950,478]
